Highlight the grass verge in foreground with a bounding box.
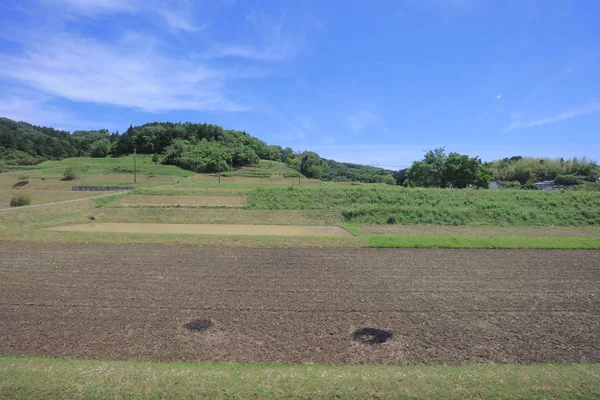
[368,235,600,249]
[1,356,599,400]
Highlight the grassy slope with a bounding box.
[248,186,600,226]
[1,356,599,400]
[36,155,195,177]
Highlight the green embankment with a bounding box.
[36,156,195,177]
[248,186,600,226]
[1,356,599,400]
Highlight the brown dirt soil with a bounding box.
[46,222,352,236]
[0,243,599,365]
[116,195,247,207]
[360,226,600,237]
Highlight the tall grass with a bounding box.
[248,186,600,226]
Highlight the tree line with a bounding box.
[1,117,598,187]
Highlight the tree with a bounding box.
[406,148,491,188]
[300,152,330,179]
[405,148,447,187]
[90,139,110,157]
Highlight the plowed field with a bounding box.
[1,243,599,365]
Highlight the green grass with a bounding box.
[249,186,600,226]
[36,155,195,178]
[132,187,251,196]
[1,356,599,400]
[368,235,600,249]
[92,192,129,207]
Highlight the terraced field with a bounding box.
[1,242,599,365]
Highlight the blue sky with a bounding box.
[0,0,599,168]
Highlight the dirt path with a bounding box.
[1,243,599,365]
[46,222,352,236]
[0,192,125,212]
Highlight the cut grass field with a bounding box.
[1,356,599,400]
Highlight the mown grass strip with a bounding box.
[0,229,365,248]
[1,356,599,400]
[368,235,600,249]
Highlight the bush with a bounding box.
[62,167,76,181]
[555,174,585,186]
[521,182,539,190]
[10,194,31,207]
[90,139,110,158]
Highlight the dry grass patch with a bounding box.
[0,200,94,228]
[117,195,247,207]
[0,190,99,208]
[46,222,352,236]
[91,208,342,225]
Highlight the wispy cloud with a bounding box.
[496,94,502,99]
[0,91,112,130]
[48,0,204,32]
[0,32,248,112]
[207,11,304,61]
[346,110,387,133]
[504,103,600,132]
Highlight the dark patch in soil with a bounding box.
[185,319,211,332]
[353,328,393,344]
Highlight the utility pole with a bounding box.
[297,151,301,185]
[218,159,221,184]
[133,144,137,184]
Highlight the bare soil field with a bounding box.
[46,222,352,236]
[1,243,599,365]
[116,195,247,207]
[361,226,600,237]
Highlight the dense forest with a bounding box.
[1,117,598,188]
[491,156,600,186]
[0,118,396,184]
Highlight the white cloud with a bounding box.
[0,92,112,131]
[496,94,502,99]
[207,11,308,61]
[496,108,506,112]
[0,32,248,112]
[49,0,139,14]
[504,103,600,132]
[346,110,386,133]
[48,0,203,32]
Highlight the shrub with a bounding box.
[10,194,31,207]
[62,167,76,181]
[90,139,110,158]
[555,174,585,186]
[521,182,539,190]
